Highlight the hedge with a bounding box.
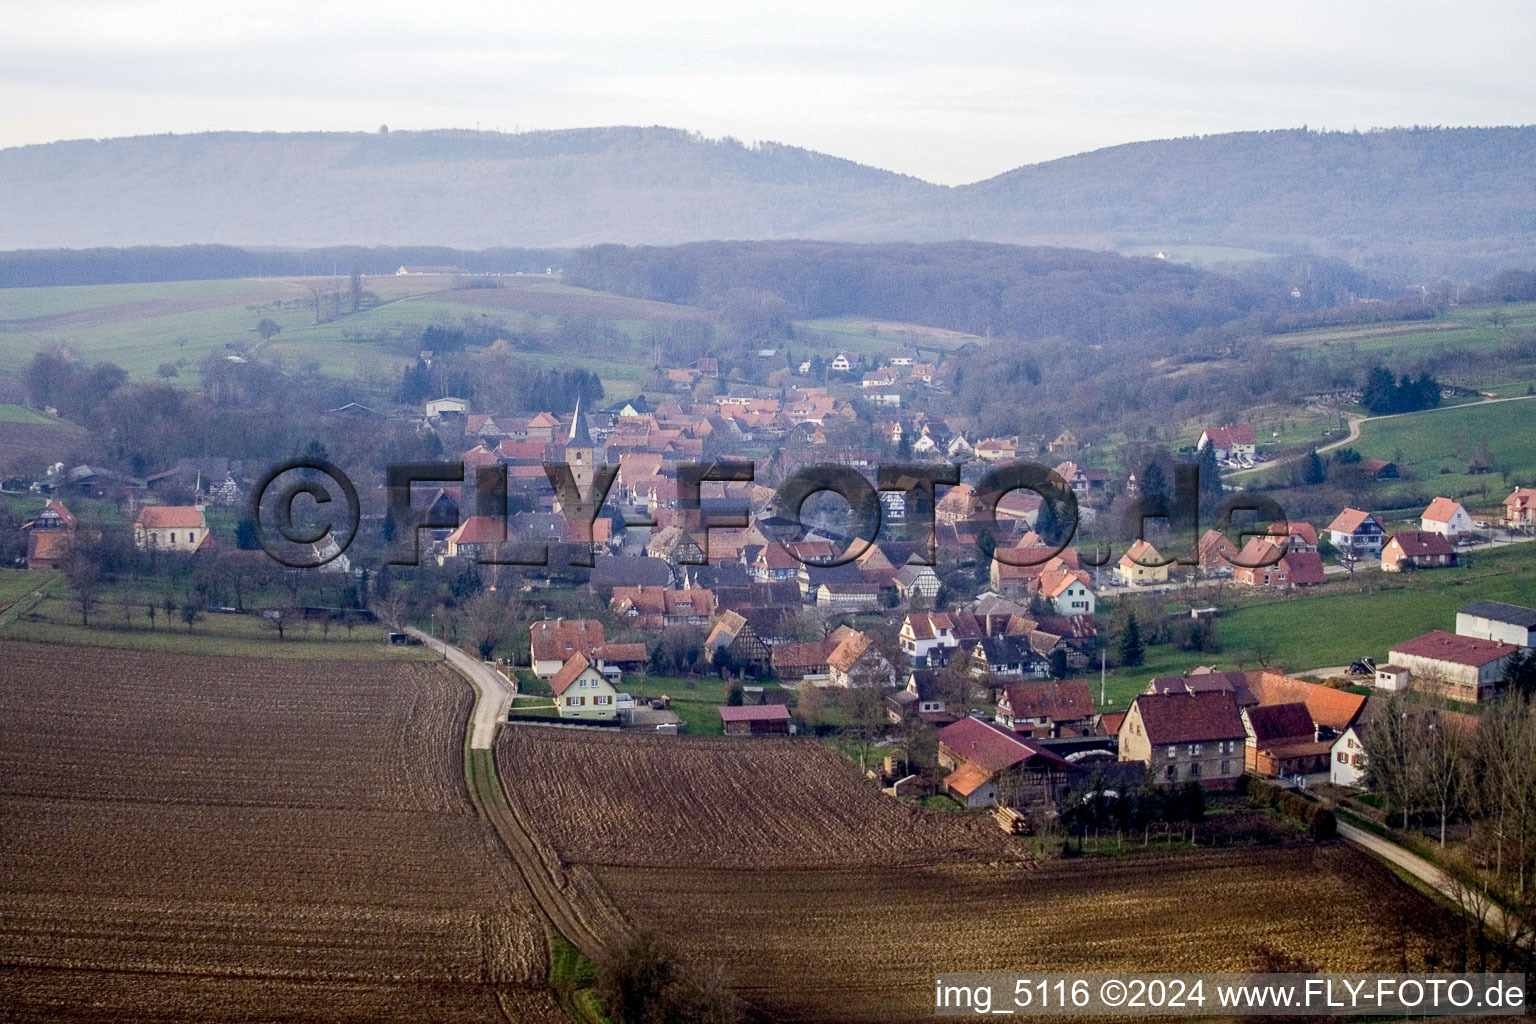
[1247,778,1337,841]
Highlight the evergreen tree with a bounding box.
[1120,614,1145,667]
[1304,449,1326,485]
[1140,462,1168,501]
[1195,444,1222,499]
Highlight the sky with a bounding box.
[2,0,1533,185]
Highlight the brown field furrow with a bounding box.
[0,639,554,1021]
[496,727,1023,869]
[499,726,1464,1024]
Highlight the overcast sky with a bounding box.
[2,0,1532,185]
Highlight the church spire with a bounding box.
[568,396,593,447]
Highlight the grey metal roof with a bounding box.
[1459,601,1536,628]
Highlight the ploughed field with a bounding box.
[0,640,558,1023]
[498,727,1460,1024]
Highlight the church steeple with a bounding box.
[568,396,594,448]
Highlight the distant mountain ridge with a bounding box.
[2,124,1532,278]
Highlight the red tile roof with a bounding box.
[1000,680,1096,724]
[136,506,206,529]
[1391,630,1519,668]
[1281,551,1327,585]
[1245,702,1315,745]
[550,653,595,696]
[1385,531,1456,558]
[1327,508,1379,535]
[936,717,1074,773]
[530,619,606,663]
[1422,497,1465,524]
[1131,691,1245,745]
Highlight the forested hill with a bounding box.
[566,241,1281,345]
[951,126,1536,281]
[2,125,1533,278]
[0,127,936,251]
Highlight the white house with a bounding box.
[1039,567,1095,615]
[1330,723,1370,787]
[134,506,209,552]
[1197,424,1256,461]
[1456,601,1536,648]
[551,653,620,721]
[1420,497,1473,540]
[829,352,854,372]
[1326,508,1386,559]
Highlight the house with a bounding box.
[1118,690,1246,789]
[827,629,894,687]
[529,619,608,678]
[1269,521,1319,555]
[829,352,854,372]
[1242,702,1331,777]
[1381,531,1458,572]
[899,611,987,665]
[771,639,840,683]
[816,582,882,612]
[1330,718,1372,788]
[1456,601,1536,648]
[1197,529,1240,570]
[995,680,1096,738]
[892,563,941,602]
[1506,487,1536,530]
[719,704,792,736]
[551,653,620,721]
[1118,539,1169,586]
[973,438,1018,463]
[1197,424,1256,461]
[936,716,1078,808]
[133,506,209,552]
[1387,630,1520,703]
[705,611,771,673]
[1232,539,1326,587]
[1331,701,1477,789]
[1246,671,1367,734]
[969,635,1050,680]
[1145,670,1256,707]
[1420,497,1473,540]
[887,669,954,724]
[1357,459,1399,480]
[1037,565,1096,615]
[1326,508,1386,559]
[21,499,76,570]
[609,586,716,628]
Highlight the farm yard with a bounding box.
[496,727,1462,1024]
[0,640,555,1022]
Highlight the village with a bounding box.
[11,354,1536,849]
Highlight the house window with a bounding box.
[1220,760,1230,775]
[170,533,176,544]
[1188,762,1202,777]
[1188,743,1203,757]
[1164,764,1177,781]
[1219,740,1235,755]
[565,697,578,706]
[1166,745,1177,759]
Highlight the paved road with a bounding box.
[1338,820,1516,937]
[1227,393,1536,478]
[405,626,513,749]
[414,624,620,958]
